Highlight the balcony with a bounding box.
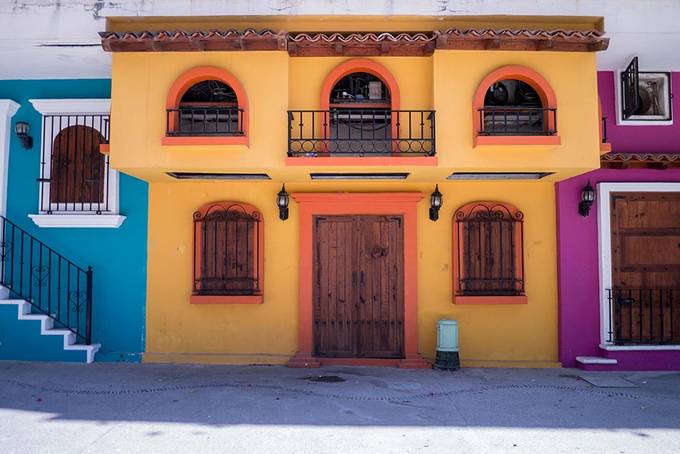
[478,107,557,136]
[166,107,245,136]
[606,288,680,345]
[287,109,436,161]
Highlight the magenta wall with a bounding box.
[557,169,680,369]
[557,71,680,370]
[599,71,680,153]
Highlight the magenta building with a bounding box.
[557,66,680,370]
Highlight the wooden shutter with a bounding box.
[194,203,261,296]
[50,125,105,204]
[455,202,524,296]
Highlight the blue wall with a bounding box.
[0,80,148,362]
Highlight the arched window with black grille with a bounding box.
[193,202,263,297]
[453,202,525,297]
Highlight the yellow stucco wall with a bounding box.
[144,181,558,367]
[109,47,600,182]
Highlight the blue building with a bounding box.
[0,80,148,362]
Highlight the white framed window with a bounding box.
[615,57,673,126]
[28,99,125,228]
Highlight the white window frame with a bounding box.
[28,99,125,228]
[614,70,673,126]
[597,182,680,350]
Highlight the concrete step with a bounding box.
[575,356,619,371]
[0,296,98,363]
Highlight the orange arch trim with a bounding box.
[320,59,401,111]
[472,65,558,144]
[165,66,249,145]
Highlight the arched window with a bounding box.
[453,202,525,301]
[192,202,263,303]
[164,67,249,146]
[50,125,106,205]
[473,65,557,142]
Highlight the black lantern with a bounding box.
[578,180,595,217]
[277,184,289,220]
[15,121,33,149]
[429,184,443,221]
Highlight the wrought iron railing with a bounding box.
[606,288,680,345]
[478,107,557,136]
[287,109,436,156]
[0,215,93,344]
[166,107,244,136]
[38,114,112,214]
[193,203,262,296]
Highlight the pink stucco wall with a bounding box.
[556,71,680,370]
[599,71,680,153]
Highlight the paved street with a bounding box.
[0,362,679,453]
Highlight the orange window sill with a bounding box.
[285,156,438,166]
[162,135,249,147]
[190,295,263,304]
[99,144,110,155]
[454,295,528,305]
[474,135,561,148]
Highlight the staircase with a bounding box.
[0,216,99,363]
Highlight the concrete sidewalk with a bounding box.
[0,362,679,453]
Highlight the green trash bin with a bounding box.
[434,319,459,370]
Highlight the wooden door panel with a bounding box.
[314,216,355,357]
[356,216,404,358]
[611,192,680,344]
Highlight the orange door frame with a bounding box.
[286,192,430,368]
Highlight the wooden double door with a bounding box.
[313,215,404,358]
[611,192,680,343]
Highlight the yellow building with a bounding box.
[102,15,608,367]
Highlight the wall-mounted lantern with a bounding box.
[277,184,289,221]
[429,184,443,221]
[15,121,33,149]
[578,180,595,217]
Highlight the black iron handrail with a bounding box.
[606,287,679,345]
[38,114,112,214]
[167,107,244,136]
[0,215,93,344]
[478,106,557,136]
[287,109,436,156]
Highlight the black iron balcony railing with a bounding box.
[166,107,244,136]
[606,288,680,345]
[478,107,557,136]
[38,114,113,214]
[0,215,93,344]
[287,109,436,156]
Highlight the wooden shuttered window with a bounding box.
[50,125,106,204]
[193,202,263,296]
[454,202,524,296]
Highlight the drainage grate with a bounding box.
[300,375,346,383]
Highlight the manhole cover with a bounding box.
[301,375,346,383]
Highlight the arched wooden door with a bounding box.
[50,125,106,204]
